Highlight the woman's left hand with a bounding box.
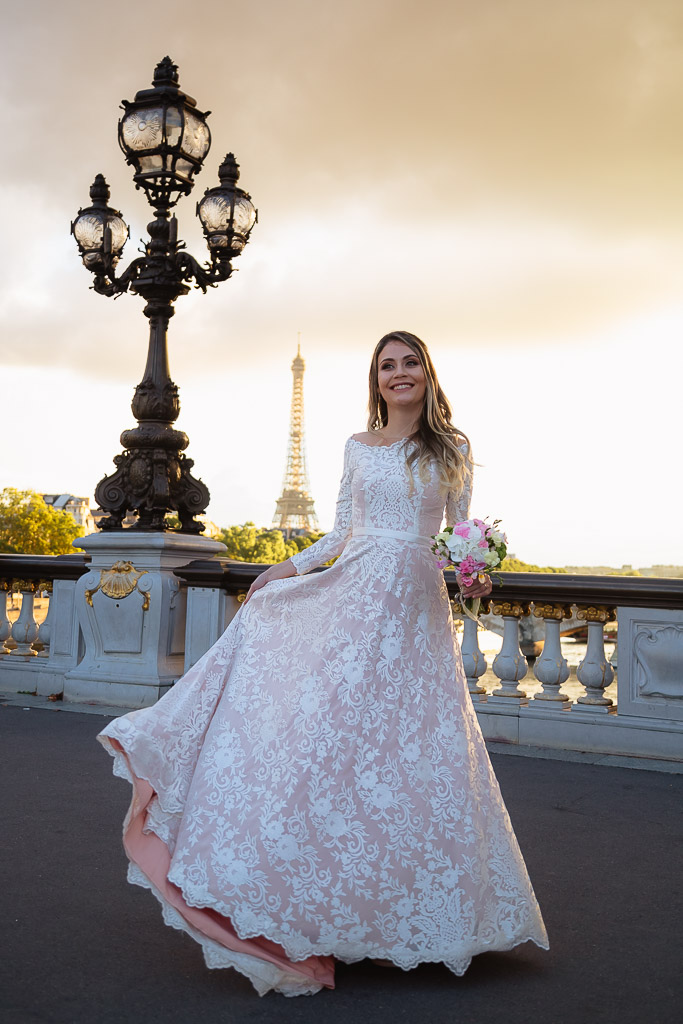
[244,558,297,605]
[456,573,493,599]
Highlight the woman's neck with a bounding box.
[380,411,420,439]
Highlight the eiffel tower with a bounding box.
[272,343,319,536]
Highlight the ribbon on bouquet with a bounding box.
[454,594,482,625]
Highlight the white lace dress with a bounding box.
[98,437,549,997]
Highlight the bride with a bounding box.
[98,330,549,997]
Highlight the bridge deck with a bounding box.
[1,703,680,1024]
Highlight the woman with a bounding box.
[98,331,549,997]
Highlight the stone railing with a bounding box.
[0,553,90,697]
[456,572,683,760]
[2,551,681,762]
[174,561,683,762]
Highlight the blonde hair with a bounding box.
[367,330,472,496]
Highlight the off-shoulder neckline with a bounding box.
[348,435,468,452]
[348,435,408,450]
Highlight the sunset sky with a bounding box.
[1,0,681,566]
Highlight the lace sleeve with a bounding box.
[289,439,354,575]
[445,445,473,527]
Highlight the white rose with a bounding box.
[445,536,471,562]
[467,524,485,545]
[446,526,484,560]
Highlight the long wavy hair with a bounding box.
[367,330,472,496]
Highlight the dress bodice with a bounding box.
[290,437,471,575]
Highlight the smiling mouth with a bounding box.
[391,383,413,390]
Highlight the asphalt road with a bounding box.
[1,705,681,1024]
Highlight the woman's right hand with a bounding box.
[243,559,297,605]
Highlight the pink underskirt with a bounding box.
[109,738,336,991]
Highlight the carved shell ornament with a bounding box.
[85,561,150,610]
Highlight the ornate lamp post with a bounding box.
[72,56,256,533]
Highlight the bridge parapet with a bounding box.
[1,554,681,763]
[173,562,683,762]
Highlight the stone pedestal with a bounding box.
[64,532,225,708]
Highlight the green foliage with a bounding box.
[500,557,567,574]
[218,523,325,563]
[0,488,85,555]
[564,564,646,576]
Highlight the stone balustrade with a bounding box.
[174,562,683,762]
[448,572,683,760]
[0,554,90,697]
[1,551,681,762]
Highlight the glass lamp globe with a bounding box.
[118,56,211,209]
[197,153,257,256]
[71,175,129,272]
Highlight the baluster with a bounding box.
[488,600,530,705]
[453,599,488,700]
[529,603,572,710]
[0,581,11,653]
[576,605,616,710]
[10,580,39,657]
[35,582,54,658]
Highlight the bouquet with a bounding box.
[431,518,507,621]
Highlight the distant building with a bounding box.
[197,515,223,539]
[41,494,223,538]
[42,494,97,533]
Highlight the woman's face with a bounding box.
[377,340,426,414]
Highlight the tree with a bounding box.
[218,523,327,563]
[0,489,85,555]
[500,557,567,574]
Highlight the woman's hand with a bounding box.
[456,573,493,600]
[244,558,297,605]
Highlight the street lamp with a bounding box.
[71,175,129,275]
[72,56,257,533]
[197,152,257,256]
[118,57,211,208]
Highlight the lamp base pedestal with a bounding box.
[64,531,225,708]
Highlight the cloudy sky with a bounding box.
[1,0,681,565]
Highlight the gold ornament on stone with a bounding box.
[85,561,150,610]
[533,603,572,621]
[490,600,530,618]
[576,605,616,624]
[11,579,39,593]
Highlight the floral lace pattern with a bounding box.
[99,436,548,995]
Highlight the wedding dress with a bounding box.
[98,436,549,997]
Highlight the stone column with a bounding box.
[488,600,530,707]
[527,602,572,711]
[9,582,39,657]
[0,583,11,653]
[453,601,487,701]
[36,583,54,658]
[576,605,616,711]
